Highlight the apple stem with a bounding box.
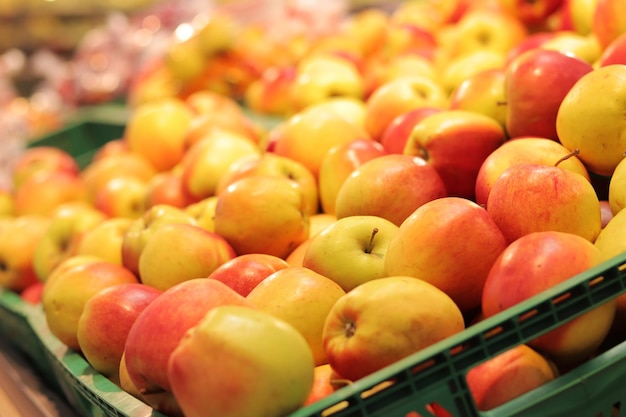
[554,148,580,167]
[365,228,379,254]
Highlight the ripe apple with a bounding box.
[504,31,558,65]
[21,281,44,305]
[93,176,149,219]
[591,0,626,50]
[184,196,218,232]
[76,283,162,381]
[608,156,626,215]
[474,137,591,206]
[42,259,139,351]
[80,152,157,203]
[168,305,315,417]
[289,53,364,112]
[124,97,194,172]
[449,68,507,129]
[303,363,345,406]
[559,0,598,36]
[504,48,593,141]
[302,215,399,292]
[144,171,190,210]
[213,175,310,259]
[0,188,14,217]
[13,171,90,217]
[75,217,133,265]
[0,215,51,291]
[179,130,261,204]
[466,344,558,411]
[244,65,298,117]
[486,162,602,243]
[323,276,465,382]
[216,152,319,216]
[379,107,442,155]
[539,30,602,64]
[91,139,131,162]
[246,266,346,366]
[482,231,614,368]
[440,50,507,95]
[318,139,387,215]
[207,253,290,297]
[556,64,626,177]
[384,197,507,314]
[123,278,253,411]
[404,109,506,200]
[33,202,106,282]
[363,75,449,142]
[121,204,199,277]
[364,54,439,97]
[334,154,447,226]
[11,146,80,190]
[498,0,565,27]
[138,223,236,291]
[597,32,626,66]
[271,103,372,180]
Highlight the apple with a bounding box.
[42,259,139,351]
[539,30,602,64]
[124,97,194,172]
[75,217,133,265]
[504,31,559,65]
[13,171,90,217]
[302,215,399,292]
[318,139,387,215]
[144,171,190,210]
[600,200,615,228]
[184,196,218,232]
[80,152,157,203]
[0,215,51,291]
[323,276,465,382]
[482,230,615,368]
[364,54,439,97]
[486,162,602,243]
[138,223,236,291]
[11,146,80,190]
[179,129,261,204]
[591,0,626,50]
[404,109,506,200]
[303,363,345,406]
[334,154,447,226]
[33,202,107,282]
[301,96,368,128]
[246,266,346,366]
[93,176,149,219]
[379,107,442,155]
[168,305,315,417]
[559,0,599,36]
[164,36,207,85]
[466,344,558,411]
[474,137,591,206]
[608,156,626,215]
[216,152,319,216]
[91,139,131,162]
[384,197,507,314]
[504,48,593,141]
[121,204,199,277]
[244,65,298,117]
[213,175,310,259]
[123,278,253,411]
[497,0,565,27]
[595,204,626,261]
[76,283,162,381]
[449,68,507,129]
[597,32,626,66]
[271,102,372,180]
[363,75,449,142]
[0,188,14,217]
[289,53,364,112]
[207,253,289,297]
[556,64,626,177]
[21,281,44,305]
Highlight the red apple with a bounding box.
[76,283,162,380]
[207,253,290,297]
[498,0,566,27]
[597,32,626,66]
[123,278,254,412]
[504,48,593,141]
[592,0,626,50]
[379,107,442,154]
[12,146,80,190]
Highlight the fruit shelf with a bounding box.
[2,114,626,417]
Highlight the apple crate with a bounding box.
[22,251,626,417]
[0,289,61,392]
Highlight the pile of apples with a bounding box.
[2,0,626,416]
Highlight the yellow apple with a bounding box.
[608,156,626,215]
[556,64,626,177]
[185,196,219,232]
[168,305,315,417]
[540,30,602,64]
[594,206,626,261]
[75,217,134,265]
[13,171,90,217]
[246,266,346,366]
[213,176,310,259]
